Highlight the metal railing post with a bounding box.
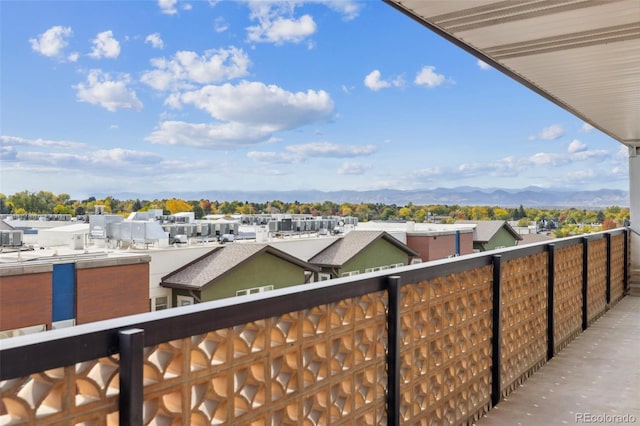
[582,237,589,330]
[386,275,401,426]
[119,328,144,426]
[605,233,612,305]
[547,244,555,360]
[624,229,629,293]
[491,255,502,406]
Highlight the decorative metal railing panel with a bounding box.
[553,243,583,352]
[0,359,120,425]
[610,234,625,305]
[0,230,630,425]
[499,252,548,396]
[587,239,607,324]
[398,266,493,424]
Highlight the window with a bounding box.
[319,273,331,281]
[52,319,76,329]
[341,271,360,277]
[410,258,423,264]
[155,296,168,311]
[177,295,194,306]
[236,285,274,297]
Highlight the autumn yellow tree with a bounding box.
[165,198,193,214]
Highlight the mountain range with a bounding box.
[107,187,629,208]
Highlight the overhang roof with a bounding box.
[309,230,419,268]
[161,244,319,290]
[384,0,640,147]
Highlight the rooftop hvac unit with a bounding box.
[113,221,133,241]
[131,222,146,241]
[89,215,123,239]
[70,233,83,250]
[1,230,23,247]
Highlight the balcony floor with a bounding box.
[476,296,640,426]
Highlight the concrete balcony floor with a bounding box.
[477,296,640,426]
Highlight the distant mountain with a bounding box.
[107,187,629,208]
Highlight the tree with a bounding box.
[165,199,193,215]
[601,218,618,230]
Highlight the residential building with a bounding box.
[457,220,523,251]
[356,221,475,261]
[0,248,150,337]
[308,230,418,280]
[160,243,319,304]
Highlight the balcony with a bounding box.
[0,228,635,425]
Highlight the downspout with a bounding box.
[189,290,201,303]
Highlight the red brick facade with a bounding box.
[407,232,474,262]
[76,263,149,324]
[0,255,150,333]
[0,270,53,331]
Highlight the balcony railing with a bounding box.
[0,229,629,425]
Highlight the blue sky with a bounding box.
[0,0,629,200]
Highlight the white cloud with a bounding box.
[145,33,164,49]
[74,70,143,112]
[67,52,79,62]
[0,145,18,161]
[529,124,564,140]
[145,120,276,148]
[337,162,371,175]
[141,47,250,91]
[415,66,450,88]
[314,0,361,21]
[89,30,121,59]
[364,70,404,91]
[0,135,86,149]
[181,2,192,11]
[528,152,569,166]
[412,167,445,180]
[285,142,376,158]
[214,17,229,33]
[247,151,303,164]
[477,59,491,70]
[567,139,587,153]
[364,70,389,91]
[149,81,334,149]
[570,149,608,161]
[580,122,594,133]
[248,13,316,45]
[29,26,73,59]
[158,0,178,15]
[457,157,524,178]
[178,81,334,130]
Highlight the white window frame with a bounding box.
[341,270,360,277]
[52,319,76,329]
[236,285,274,297]
[177,295,194,306]
[410,258,423,265]
[318,273,332,281]
[154,296,168,311]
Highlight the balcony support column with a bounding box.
[386,275,401,426]
[629,146,640,280]
[119,328,144,426]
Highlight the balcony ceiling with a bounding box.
[384,0,640,147]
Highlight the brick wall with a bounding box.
[0,268,52,331]
[76,262,149,324]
